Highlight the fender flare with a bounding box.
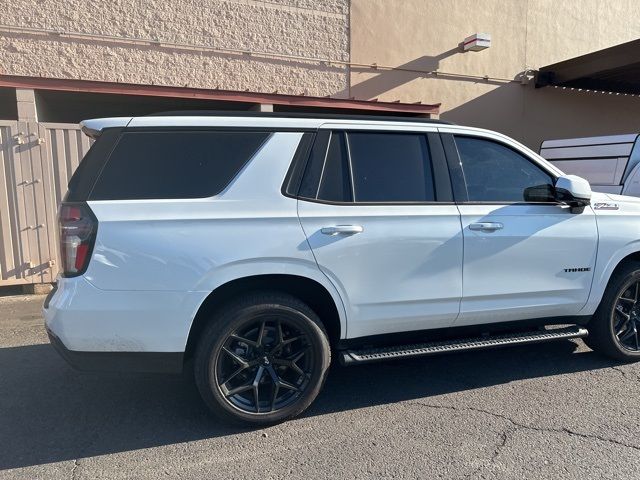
[583,241,640,313]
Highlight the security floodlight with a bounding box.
[463,33,491,52]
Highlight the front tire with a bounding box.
[194,292,331,425]
[587,262,640,361]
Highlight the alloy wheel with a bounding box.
[214,315,314,414]
[613,280,640,352]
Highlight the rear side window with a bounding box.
[348,132,435,202]
[65,128,121,202]
[317,132,352,202]
[89,131,270,200]
[299,131,435,203]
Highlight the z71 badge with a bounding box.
[593,202,619,210]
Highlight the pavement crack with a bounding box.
[610,365,639,380]
[461,426,512,479]
[70,459,79,480]
[411,402,640,452]
[492,429,509,461]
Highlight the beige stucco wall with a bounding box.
[1,0,638,147]
[350,0,640,148]
[0,0,349,97]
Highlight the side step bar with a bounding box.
[340,326,588,365]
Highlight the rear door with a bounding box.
[297,126,463,339]
[440,130,598,326]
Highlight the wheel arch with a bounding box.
[609,251,640,277]
[587,246,640,314]
[184,273,345,360]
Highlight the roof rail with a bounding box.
[146,110,454,125]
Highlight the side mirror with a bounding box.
[555,175,592,213]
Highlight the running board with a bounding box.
[340,326,588,365]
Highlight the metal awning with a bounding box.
[535,38,640,94]
[0,75,440,116]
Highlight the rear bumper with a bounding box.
[43,276,206,352]
[43,276,206,373]
[47,327,183,373]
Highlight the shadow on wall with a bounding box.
[347,48,640,151]
[442,82,640,150]
[0,339,623,470]
[440,82,526,140]
[348,48,507,100]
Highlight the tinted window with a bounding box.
[455,136,555,202]
[298,132,330,199]
[317,132,352,202]
[282,133,315,197]
[89,131,269,200]
[65,128,120,202]
[347,133,434,202]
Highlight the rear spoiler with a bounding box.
[80,117,132,139]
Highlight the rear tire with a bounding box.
[194,292,331,425]
[587,261,640,361]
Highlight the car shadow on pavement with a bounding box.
[0,340,623,470]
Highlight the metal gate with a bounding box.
[0,121,91,286]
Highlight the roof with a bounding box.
[535,39,640,94]
[541,134,639,150]
[540,133,639,161]
[80,113,451,138]
[0,75,440,115]
[147,110,453,124]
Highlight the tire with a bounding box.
[587,261,640,361]
[193,291,331,425]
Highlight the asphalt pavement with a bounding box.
[1,294,639,479]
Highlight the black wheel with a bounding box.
[194,292,331,425]
[587,262,640,361]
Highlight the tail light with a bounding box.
[59,203,97,277]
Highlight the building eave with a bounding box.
[535,39,640,95]
[0,75,440,115]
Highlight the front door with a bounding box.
[444,133,598,326]
[297,129,463,339]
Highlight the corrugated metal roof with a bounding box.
[0,75,440,115]
[536,39,640,95]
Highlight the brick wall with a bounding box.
[0,0,349,97]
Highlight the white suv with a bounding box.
[44,113,640,425]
